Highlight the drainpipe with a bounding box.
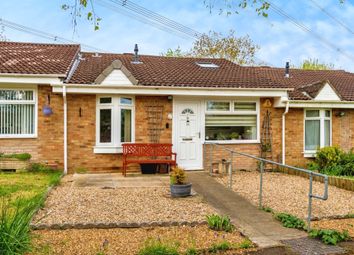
[282,101,290,164]
[63,85,68,174]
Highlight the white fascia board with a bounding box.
[51,84,290,97]
[274,99,354,109]
[0,75,63,85]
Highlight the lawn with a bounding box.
[0,170,62,255]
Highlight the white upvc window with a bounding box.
[205,99,259,143]
[94,95,134,153]
[0,88,37,138]
[304,109,331,155]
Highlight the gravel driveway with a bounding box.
[216,171,354,219]
[33,175,215,227]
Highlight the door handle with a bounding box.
[197,132,201,139]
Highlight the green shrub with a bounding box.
[309,229,350,245]
[261,206,274,213]
[274,213,306,230]
[28,163,55,173]
[0,153,31,161]
[316,146,343,169]
[307,146,354,177]
[138,238,179,255]
[208,241,232,253]
[0,196,42,255]
[206,214,234,232]
[238,239,253,249]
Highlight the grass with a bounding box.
[0,169,62,254]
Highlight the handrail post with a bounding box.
[259,161,264,209]
[307,173,313,232]
[209,143,213,176]
[229,151,233,189]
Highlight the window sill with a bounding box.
[93,146,123,154]
[303,151,316,158]
[204,140,260,145]
[0,135,37,139]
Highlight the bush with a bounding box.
[308,146,354,177]
[170,167,187,185]
[0,196,41,255]
[28,163,55,173]
[309,229,350,245]
[138,238,179,255]
[206,214,234,232]
[0,153,31,161]
[274,213,305,230]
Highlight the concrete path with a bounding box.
[72,173,169,188]
[188,172,346,254]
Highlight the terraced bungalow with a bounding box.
[1,41,354,174]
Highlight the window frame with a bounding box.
[303,109,332,156]
[204,99,260,144]
[0,86,38,139]
[95,95,135,153]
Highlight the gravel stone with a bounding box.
[216,171,354,219]
[31,225,250,255]
[32,183,215,227]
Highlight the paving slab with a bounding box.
[72,173,169,188]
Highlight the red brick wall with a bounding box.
[0,85,64,168]
[3,89,354,173]
[66,95,172,173]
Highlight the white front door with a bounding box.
[174,101,202,170]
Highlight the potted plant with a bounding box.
[170,166,192,197]
[229,132,240,140]
[0,153,31,172]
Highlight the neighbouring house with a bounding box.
[1,41,354,174]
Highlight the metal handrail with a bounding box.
[205,142,329,231]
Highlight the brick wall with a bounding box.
[0,85,64,168]
[3,89,354,173]
[66,95,172,173]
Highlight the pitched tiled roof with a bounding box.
[68,53,289,89]
[253,67,354,101]
[0,41,80,76]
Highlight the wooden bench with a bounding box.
[122,143,177,176]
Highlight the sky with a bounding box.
[1,0,354,71]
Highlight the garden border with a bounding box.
[277,167,354,192]
[31,220,207,230]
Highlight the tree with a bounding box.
[299,58,334,70]
[163,46,185,57]
[162,30,259,65]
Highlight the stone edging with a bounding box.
[277,168,354,192]
[31,220,207,230]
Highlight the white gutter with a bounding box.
[63,85,68,174]
[282,101,290,164]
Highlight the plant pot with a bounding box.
[140,163,157,174]
[170,183,192,197]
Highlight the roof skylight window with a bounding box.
[196,62,219,68]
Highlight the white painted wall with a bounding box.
[101,70,133,86]
[315,83,340,101]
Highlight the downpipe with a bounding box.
[282,101,290,164]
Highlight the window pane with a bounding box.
[234,102,256,111]
[99,109,111,143]
[305,120,320,150]
[205,115,257,140]
[206,101,230,111]
[99,97,112,104]
[306,110,319,117]
[0,90,33,101]
[0,103,35,135]
[120,97,132,105]
[121,109,132,143]
[325,110,331,117]
[324,120,330,146]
